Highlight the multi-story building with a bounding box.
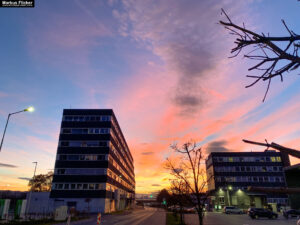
[50,109,135,213]
[206,150,290,210]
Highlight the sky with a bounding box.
[0,0,300,193]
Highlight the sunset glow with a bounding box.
[0,0,300,194]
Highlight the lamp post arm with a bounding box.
[0,109,27,152]
[0,114,11,152]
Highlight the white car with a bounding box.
[224,206,243,214]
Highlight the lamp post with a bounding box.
[26,161,38,216]
[0,106,34,152]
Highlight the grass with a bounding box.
[166,213,186,225]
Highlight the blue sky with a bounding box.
[0,0,299,192]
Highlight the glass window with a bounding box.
[262,166,267,172]
[228,157,233,162]
[64,116,72,121]
[258,177,263,182]
[73,116,78,121]
[90,116,96,121]
[79,116,84,121]
[60,155,67,160]
[275,177,280,182]
[89,184,95,190]
[273,166,278,171]
[60,141,69,147]
[271,157,276,162]
[69,141,81,147]
[235,166,240,172]
[239,157,244,162]
[71,184,76,189]
[58,184,63,189]
[87,141,99,147]
[64,184,69,189]
[276,157,281,162]
[83,184,88,189]
[246,167,251,172]
[62,128,71,134]
[77,184,83,190]
[266,157,270,162]
[241,166,245,172]
[253,177,258,182]
[68,155,79,160]
[263,176,269,182]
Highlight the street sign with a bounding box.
[97,213,101,224]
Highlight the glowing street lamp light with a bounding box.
[0,106,34,152]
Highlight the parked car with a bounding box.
[184,207,197,213]
[223,206,243,214]
[247,208,278,219]
[283,209,300,219]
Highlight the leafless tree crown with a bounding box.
[220,9,300,101]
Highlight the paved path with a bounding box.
[60,207,166,225]
[184,212,298,225]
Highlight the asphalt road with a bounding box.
[184,212,299,225]
[61,207,166,225]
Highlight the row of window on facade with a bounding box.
[214,166,283,173]
[110,143,134,176]
[61,128,110,135]
[52,183,105,190]
[55,168,106,175]
[57,154,107,161]
[107,168,135,191]
[215,175,285,183]
[214,196,288,205]
[213,156,282,163]
[108,155,135,185]
[110,123,133,163]
[63,115,111,122]
[59,141,109,147]
[110,131,133,170]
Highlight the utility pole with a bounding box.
[26,162,38,216]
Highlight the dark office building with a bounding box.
[284,163,300,209]
[206,151,289,210]
[50,109,135,213]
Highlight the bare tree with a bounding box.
[220,9,300,101]
[166,142,213,225]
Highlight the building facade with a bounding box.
[50,109,135,213]
[206,151,289,210]
[284,163,300,209]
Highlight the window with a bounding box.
[59,155,67,160]
[71,184,76,189]
[258,177,263,182]
[241,166,245,172]
[271,157,276,162]
[77,184,83,190]
[235,166,240,172]
[276,157,282,162]
[262,166,267,172]
[83,184,88,189]
[263,177,269,182]
[273,166,278,171]
[239,157,244,162]
[266,157,270,162]
[60,141,69,147]
[275,177,280,182]
[62,128,71,134]
[58,184,63,189]
[89,184,95,190]
[64,184,69,189]
[68,155,79,160]
[228,157,233,162]
[246,166,251,172]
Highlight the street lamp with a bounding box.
[0,106,34,152]
[26,161,38,215]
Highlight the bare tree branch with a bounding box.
[220,9,300,101]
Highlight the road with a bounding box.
[61,207,166,225]
[184,212,299,225]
